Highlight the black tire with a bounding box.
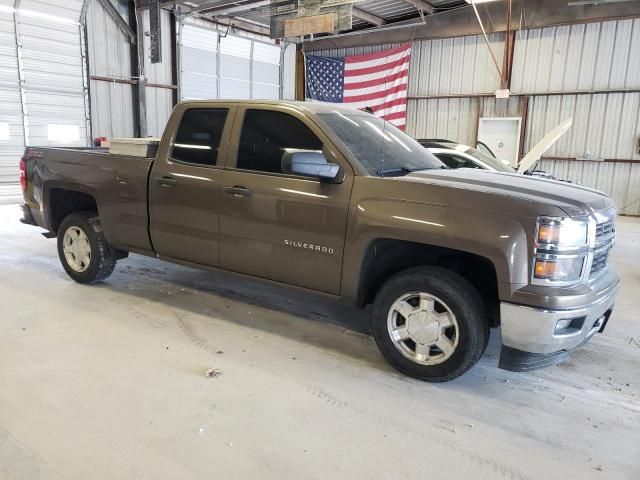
[57,212,116,284]
[371,266,489,382]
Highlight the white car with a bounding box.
[418,139,517,173]
[418,118,573,179]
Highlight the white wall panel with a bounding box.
[282,42,296,100]
[512,19,640,94]
[409,33,505,96]
[525,93,640,160]
[86,0,135,138]
[406,97,478,145]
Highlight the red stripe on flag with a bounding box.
[371,97,408,113]
[344,57,410,78]
[343,70,409,91]
[343,84,408,103]
[380,111,407,122]
[344,44,411,64]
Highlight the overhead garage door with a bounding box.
[180,22,282,101]
[0,0,89,196]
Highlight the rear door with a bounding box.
[219,105,354,294]
[149,103,236,266]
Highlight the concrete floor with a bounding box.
[1,204,639,480]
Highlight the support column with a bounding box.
[13,0,29,147]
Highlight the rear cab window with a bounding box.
[172,108,229,166]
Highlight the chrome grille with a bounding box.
[590,217,615,279]
[595,220,614,245]
[590,247,611,277]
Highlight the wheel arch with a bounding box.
[45,184,99,234]
[355,238,501,327]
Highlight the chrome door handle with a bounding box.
[156,176,177,187]
[223,186,252,197]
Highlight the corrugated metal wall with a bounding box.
[525,93,640,160]
[511,19,640,94]
[86,0,135,138]
[319,21,640,215]
[407,96,522,144]
[409,33,504,96]
[407,97,477,144]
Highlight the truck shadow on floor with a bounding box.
[92,254,504,381]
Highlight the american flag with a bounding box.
[305,44,412,129]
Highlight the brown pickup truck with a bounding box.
[19,100,620,382]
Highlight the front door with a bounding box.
[219,106,353,294]
[149,105,236,266]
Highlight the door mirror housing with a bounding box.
[281,149,343,183]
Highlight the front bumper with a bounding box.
[498,280,619,371]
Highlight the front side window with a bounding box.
[172,108,228,166]
[316,112,444,177]
[237,110,322,174]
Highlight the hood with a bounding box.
[403,168,614,217]
[517,117,573,174]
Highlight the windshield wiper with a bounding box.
[376,167,441,177]
[376,167,412,177]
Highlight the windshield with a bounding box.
[316,112,444,176]
[457,145,515,173]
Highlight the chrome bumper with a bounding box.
[500,283,619,355]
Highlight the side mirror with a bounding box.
[281,149,343,183]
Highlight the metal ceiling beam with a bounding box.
[209,16,271,35]
[402,0,434,15]
[194,0,270,16]
[304,0,640,51]
[352,6,386,26]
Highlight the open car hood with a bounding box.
[517,118,573,174]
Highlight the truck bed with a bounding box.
[22,146,154,253]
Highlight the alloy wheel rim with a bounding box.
[62,226,91,273]
[387,292,459,366]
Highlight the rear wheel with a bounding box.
[371,266,489,382]
[57,212,116,284]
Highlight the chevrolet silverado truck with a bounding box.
[19,100,620,382]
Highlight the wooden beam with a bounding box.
[352,7,386,26]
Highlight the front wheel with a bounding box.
[371,266,489,382]
[57,212,116,284]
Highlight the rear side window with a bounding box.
[172,108,228,166]
[237,110,322,174]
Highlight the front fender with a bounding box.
[341,198,530,303]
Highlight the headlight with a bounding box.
[532,217,589,285]
[533,255,585,282]
[536,217,588,248]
